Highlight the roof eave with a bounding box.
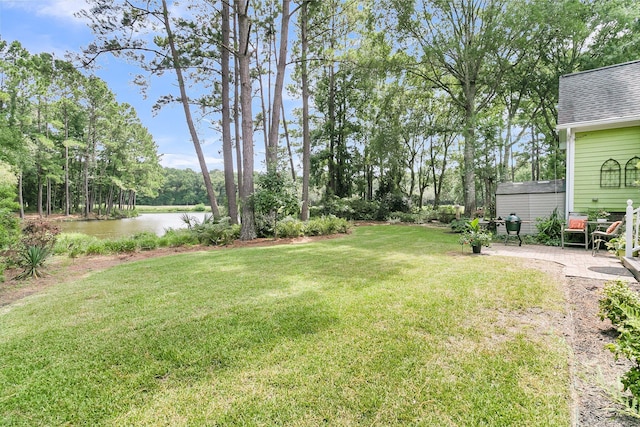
[557,114,640,132]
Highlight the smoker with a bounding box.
[504,212,522,246]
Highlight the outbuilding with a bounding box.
[495,179,565,235]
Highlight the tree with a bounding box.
[236,0,257,240]
[80,0,221,217]
[388,0,530,215]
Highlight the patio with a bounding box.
[484,244,637,282]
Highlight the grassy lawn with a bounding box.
[0,225,570,426]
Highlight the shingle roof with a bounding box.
[558,60,640,126]
[496,179,565,195]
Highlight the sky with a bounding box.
[0,0,228,171]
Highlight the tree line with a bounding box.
[5,0,640,241]
[0,41,164,218]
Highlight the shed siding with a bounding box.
[496,192,565,235]
[574,126,640,213]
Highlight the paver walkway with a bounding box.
[484,243,636,282]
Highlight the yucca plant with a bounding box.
[16,245,50,279]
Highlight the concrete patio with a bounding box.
[484,243,637,282]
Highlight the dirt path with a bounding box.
[1,237,639,425]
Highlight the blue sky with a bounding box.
[0,0,227,170]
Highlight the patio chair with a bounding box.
[591,218,624,255]
[561,213,588,249]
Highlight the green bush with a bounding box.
[600,280,640,326]
[348,198,379,220]
[85,241,108,255]
[193,220,239,246]
[160,229,199,247]
[15,245,50,279]
[12,219,60,277]
[276,217,304,238]
[304,216,350,236]
[105,238,137,253]
[0,161,20,250]
[132,232,159,251]
[450,217,470,233]
[599,280,640,413]
[388,211,419,223]
[0,209,19,250]
[535,208,563,246]
[437,205,460,224]
[193,203,207,212]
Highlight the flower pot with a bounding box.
[472,244,482,254]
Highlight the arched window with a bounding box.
[600,159,621,188]
[626,157,640,187]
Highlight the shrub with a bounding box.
[194,220,239,246]
[599,280,640,413]
[437,205,460,224]
[193,203,207,212]
[132,232,159,251]
[388,211,419,223]
[0,162,20,250]
[304,216,350,236]
[450,217,470,233]
[85,241,108,255]
[20,219,60,250]
[13,219,60,279]
[276,217,304,238]
[535,208,563,246]
[599,280,640,326]
[161,229,199,247]
[348,198,379,220]
[15,245,50,279]
[105,238,137,253]
[0,257,5,282]
[0,209,19,250]
[377,193,410,220]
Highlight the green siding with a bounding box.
[574,126,640,213]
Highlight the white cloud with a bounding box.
[4,0,89,24]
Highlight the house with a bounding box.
[557,59,640,217]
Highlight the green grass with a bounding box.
[0,226,570,426]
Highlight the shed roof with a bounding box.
[496,179,565,196]
[558,60,640,127]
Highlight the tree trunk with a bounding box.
[237,0,256,240]
[64,106,70,216]
[463,92,477,217]
[233,12,243,206]
[221,0,239,224]
[256,30,270,159]
[161,0,220,218]
[37,170,43,217]
[281,104,296,181]
[18,171,24,219]
[300,0,311,220]
[266,0,292,170]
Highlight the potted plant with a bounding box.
[606,236,626,257]
[459,218,492,253]
[589,208,610,223]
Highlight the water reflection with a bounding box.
[58,212,208,239]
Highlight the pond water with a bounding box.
[58,212,209,239]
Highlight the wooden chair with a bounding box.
[591,218,624,255]
[561,214,588,249]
